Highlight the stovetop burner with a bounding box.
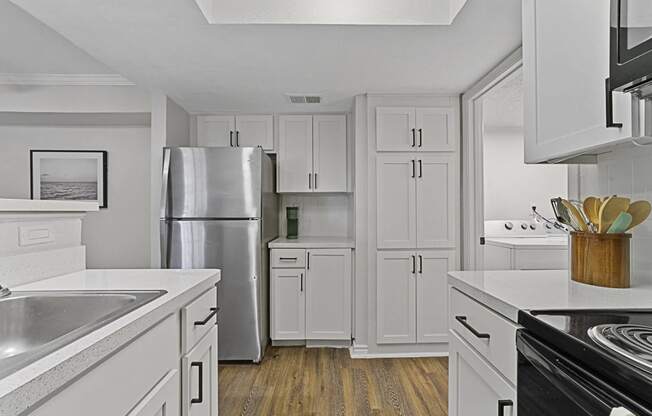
[588,324,652,372]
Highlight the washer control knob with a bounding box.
[530,224,537,230]
[504,222,514,230]
[545,223,553,230]
[521,223,528,230]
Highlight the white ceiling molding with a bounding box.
[194,0,469,25]
[0,73,135,86]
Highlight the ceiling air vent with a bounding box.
[286,94,321,104]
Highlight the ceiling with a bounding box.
[8,0,522,113]
[194,0,468,25]
[483,69,523,129]
[0,0,112,74]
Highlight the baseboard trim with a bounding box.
[350,350,449,359]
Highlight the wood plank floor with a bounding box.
[218,347,448,416]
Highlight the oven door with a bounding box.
[517,331,651,416]
[611,0,652,91]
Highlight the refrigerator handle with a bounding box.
[160,148,171,219]
[160,220,169,268]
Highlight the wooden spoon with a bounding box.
[562,199,588,232]
[626,200,652,231]
[598,196,630,233]
[582,196,601,229]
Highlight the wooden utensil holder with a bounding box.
[570,232,631,288]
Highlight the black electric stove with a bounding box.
[517,309,652,416]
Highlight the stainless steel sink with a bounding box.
[0,290,166,379]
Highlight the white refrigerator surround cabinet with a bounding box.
[0,270,220,416]
[522,0,632,163]
[376,107,456,152]
[277,114,348,193]
[270,247,352,344]
[196,114,274,150]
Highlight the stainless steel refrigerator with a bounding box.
[160,147,278,362]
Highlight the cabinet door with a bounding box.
[271,268,305,340]
[523,0,631,163]
[127,370,179,416]
[313,114,347,192]
[235,115,274,151]
[376,251,416,344]
[376,107,416,151]
[416,154,457,249]
[415,107,455,151]
[196,115,235,147]
[377,154,417,249]
[448,331,516,416]
[182,326,218,416]
[305,249,351,340]
[416,250,455,344]
[278,115,313,192]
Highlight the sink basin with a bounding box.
[0,290,166,379]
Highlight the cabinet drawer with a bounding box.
[271,249,306,268]
[450,288,519,384]
[182,287,218,353]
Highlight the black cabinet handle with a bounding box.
[190,361,204,404]
[308,173,312,189]
[279,257,298,261]
[418,128,423,147]
[455,316,490,339]
[411,160,416,178]
[411,255,416,273]
[229,131,234,147]
[307,252,310,270]
[300,273,304,292]
[418,255,423,273]
[236,130,240,146]
[411,128,416,147]
[314,173,318,189]
[418,160,423,178]
[194,307,218,326]
[498,399,513,416]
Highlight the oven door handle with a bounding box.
[517,331,631,415]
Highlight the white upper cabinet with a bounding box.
[278,115,313,192]
[377,154,417,249]
[313,115,348,192]
[377,154,457,249]
[305,249,352,340]
[416,154,457,249]
[377,251,417,344]
[523,0,632,163]
[196,115,235,147]
[196,114,274,150]
[278,114,348,193]
[234,115,274,150]
[376,107,415,151]
[377,107,455,152]
[415,107,456,151]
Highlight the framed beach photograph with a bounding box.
[30,150,108,208]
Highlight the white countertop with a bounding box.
[484,236,568,249]
[0,198,99,212]
[448,270,652,322]
[269,236,355,249]
[0,268,220,416]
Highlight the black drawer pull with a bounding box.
[279,257,298,261]
[498,399,513,416]
[194,307,218,326]
[190,361,204,404]
[455,316,490,340]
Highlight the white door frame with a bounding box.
[461,48,523,270]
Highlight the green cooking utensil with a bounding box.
[606,211,633,234]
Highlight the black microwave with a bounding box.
[610,0,652,92]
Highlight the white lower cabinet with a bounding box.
[448,331,516,416]
[127,369,180,416]
[182,326,219,416]
[376,250,454,345]
[270,248,352,341]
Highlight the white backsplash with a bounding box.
[278,194,353,238]
[589,145,652,284]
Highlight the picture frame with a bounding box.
[30,150,108,208]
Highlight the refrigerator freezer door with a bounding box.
[165,219,265,361]
[163,147,262,219]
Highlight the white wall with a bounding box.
[278,194,353,238]
[587,146,652,284]
[483,127,567,220]
[0,124,151,268]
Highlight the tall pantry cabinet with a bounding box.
[370,97,460,350]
